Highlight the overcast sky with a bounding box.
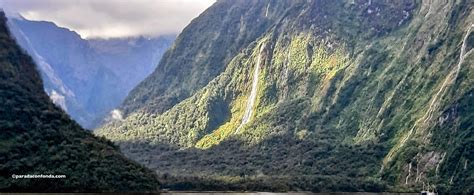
[0,0,215,39]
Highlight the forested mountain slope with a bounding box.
[120,0,291,115]
[0,12,159,192]
[98,0,474,192]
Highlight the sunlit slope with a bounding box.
[98,0,473,192]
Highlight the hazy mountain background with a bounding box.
[97,0,474,193]
[7,16,174,129]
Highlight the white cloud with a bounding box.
[50,90,67,111]
[110,109,123,121]
[0,0,215,39]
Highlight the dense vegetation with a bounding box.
[120,0,291,115]
[98,0,473,193]
[0,12,159,192]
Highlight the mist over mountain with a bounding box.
[97,0,474,192]
[7,17,174,128]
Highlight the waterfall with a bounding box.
[405,162,412,185]
[265,2,270,17]
[385,24,473,164]
[235,46,264,134]
[419,24,473,128]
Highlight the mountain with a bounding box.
[0,12,159,192]
[97,0,473,193]
[7,17,174,129]
[88,36,174,98]
[119,0,286,115]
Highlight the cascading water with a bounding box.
[235,45,264,134]
[384,24,473,164]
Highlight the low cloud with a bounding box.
[0,0,215,39]
[110,109,123,121]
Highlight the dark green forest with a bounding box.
[0,12,159,192]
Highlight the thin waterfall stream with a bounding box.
[384,23,473,164]
[235,46,264,134]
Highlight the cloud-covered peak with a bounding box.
[0,0,215,39]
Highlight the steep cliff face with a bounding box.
[0,13,159,192]
[7,17,174,129]
[98,0,473,192]
[120,0,293,115]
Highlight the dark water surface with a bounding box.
[162,192,420,195]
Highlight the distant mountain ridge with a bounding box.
[7,17,174,128]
